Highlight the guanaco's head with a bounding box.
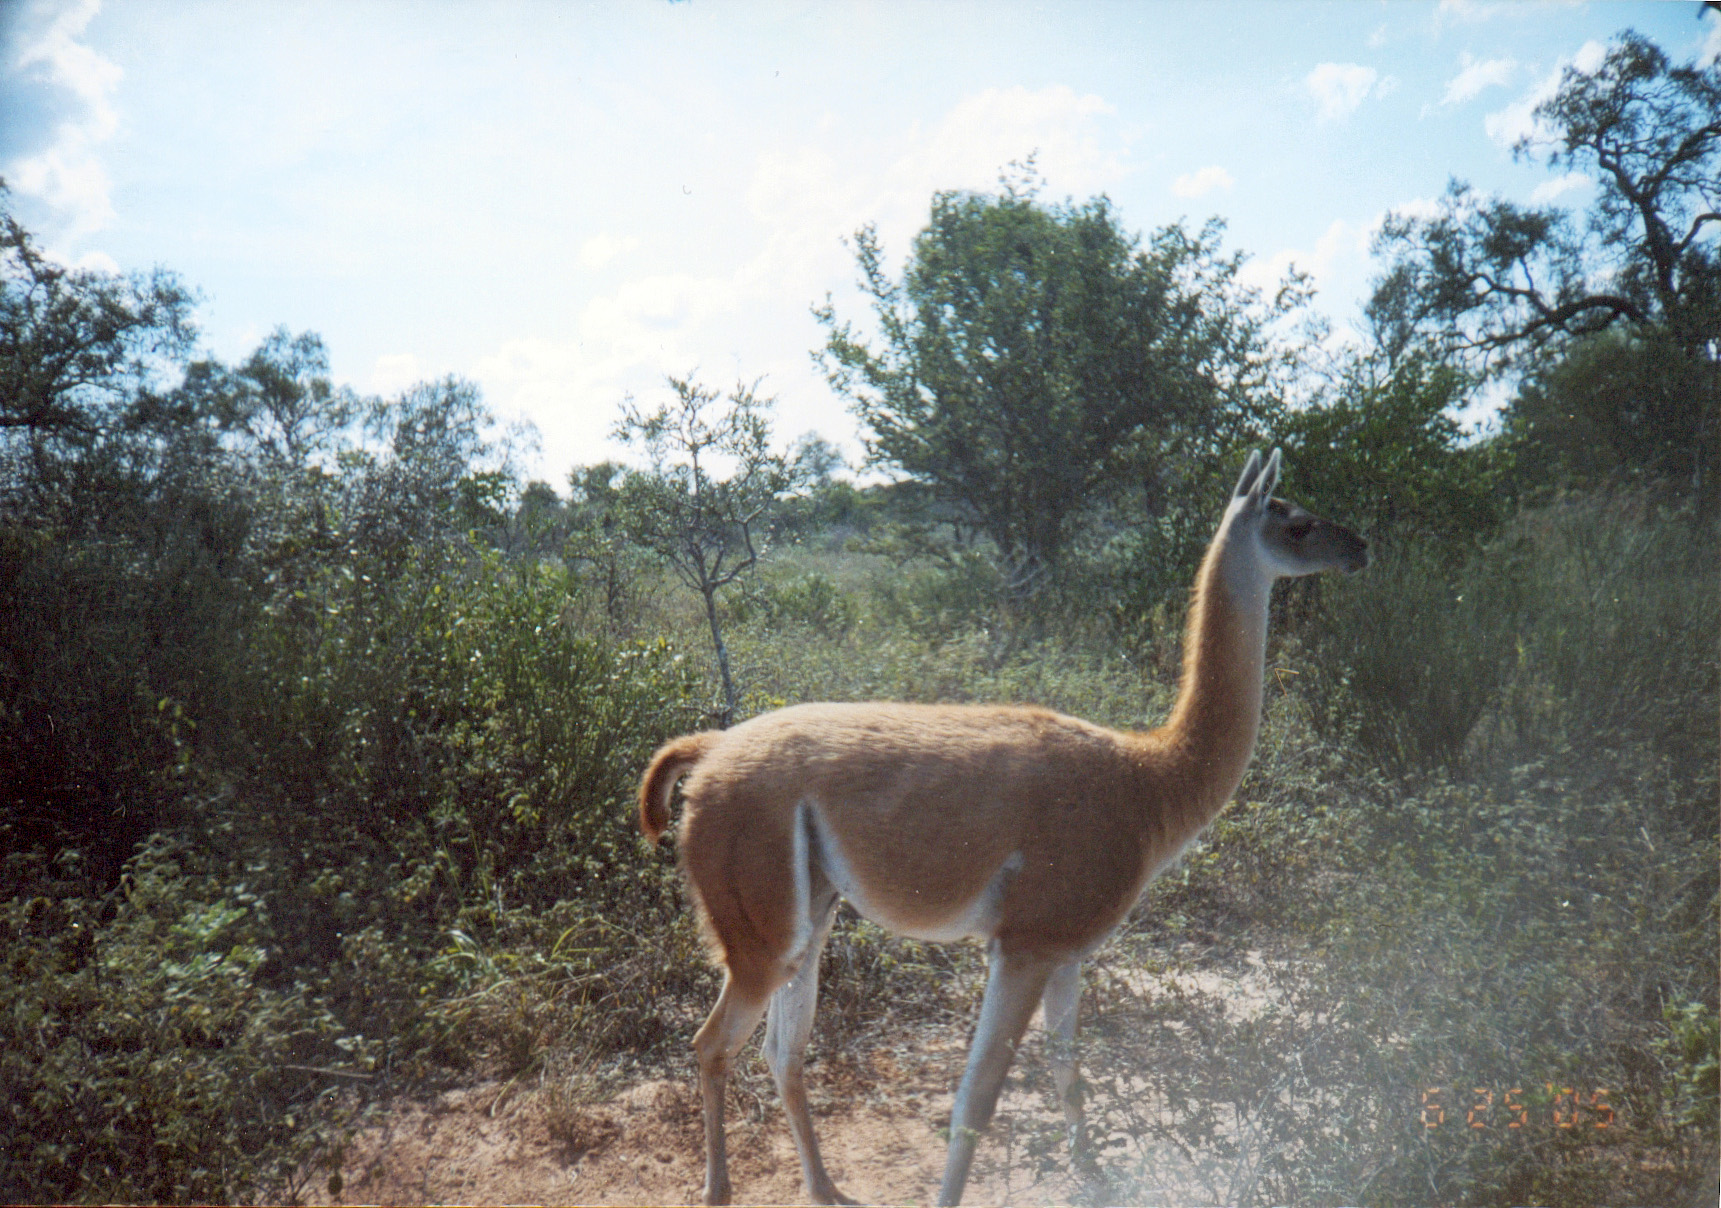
[1228,448,1370,579]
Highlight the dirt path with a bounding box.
[318,952,1284,1206]
[327,1021,1107,1206]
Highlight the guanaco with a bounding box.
[637,448,1368,1205]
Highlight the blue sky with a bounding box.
[4,0,1717,483]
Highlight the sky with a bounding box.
[3,0,1718,485]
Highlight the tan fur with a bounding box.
[638,732,718,843]
[633,449,1367,1205]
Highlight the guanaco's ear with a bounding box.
[1232,449,1264,499]
[1257,447,1282,501]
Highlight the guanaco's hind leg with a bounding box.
[937,944,1057,1206]
[692,973,770,1206]
[762,891,855,1205]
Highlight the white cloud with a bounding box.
[1484,40,1605,149]
[11,0,120,133]
[1305,63,1381,122]
[1703,10,1721,68]
[740,83,1128,300]
[1387,195,1447,225]
[367,353,424,396]
[494,83,1135,475]
[1435,0,1500,27]
[1441,54,1516,105]
[578,232,640,270]
[1239,218,1370,300]
[1529,171,1589,205]
[61,245,117,273]
[473,269,754,472]
[1572,40,1607,75]
[1173,165,1233,198]
[4,0,122,234]
[883,84,1124,211]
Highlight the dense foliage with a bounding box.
[0,203,706,1198]
[816,162,1301,588]
[1369,31,1719,502]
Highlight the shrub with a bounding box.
[1,839,367,1204]
[730,570,859,636]
[1299,537,1526,775]
[0,494,253,891]
[863,547,1008,639]
[1500,493,1719,782]
[0,538,716,1203]
[1074,756,1719,1208]
[1301,490,1718,783]
[224,546,705,963]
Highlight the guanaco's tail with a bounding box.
[638,732,719,844]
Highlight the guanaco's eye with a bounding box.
[1286,519,1313,541]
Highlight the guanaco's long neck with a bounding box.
[1154,518,1271,824]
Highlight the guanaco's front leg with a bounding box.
[937,944,1056,1206]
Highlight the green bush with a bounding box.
[864,547,1008,639]
[1071,754,1718,1208]
[2,534,714,1202]
[1662,1001,1720,1132]
[230,545,703,933]
[1501,493,1719,780]
[729,568,859,637]
[0,490,253,890]
[1,839,366,1204]
[6,421,1714,1207]
[1299,537,1526,775]
[1302,491,1718,782]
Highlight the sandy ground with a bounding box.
[325,1028,1104,1207]
[315,954,1284,1207]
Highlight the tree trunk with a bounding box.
[702,585,738,728]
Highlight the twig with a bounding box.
[283,1064,374,1081]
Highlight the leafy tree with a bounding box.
[306,374,520,567]
[0,202,235,882]
[561,462,636,630]
[774,432,872,542]
[816,166,1300,589]
[497,478,569,561]
[787,431,846,484]
[1368,32,1719,494]
[0,184,196,457]
[183,326,358,471]
[1507,324,1715,494]
[1371,33,1719,366]
[612,375,792,726]
[1277,352,1507,547]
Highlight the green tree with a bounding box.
[499,478,569,561]
[612,375,793,726]
[816,166,1298,590]
[334,374,519,563]
[0,184,196,457]
[0,200,237,884]
[563,461,647,632]
[1278,352,1506,547]
[1368,32,1719,494]
[187,326,358,471]
[1507,324,1715,494]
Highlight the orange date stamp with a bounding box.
[1420,1084,1615,1131]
